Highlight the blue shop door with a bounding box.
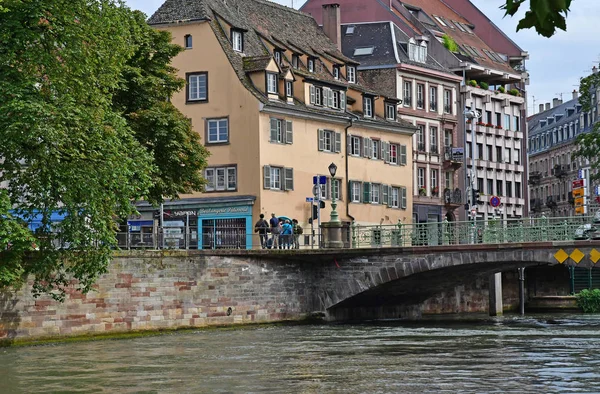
[202,218,247,249]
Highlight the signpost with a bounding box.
[489,196,501,208]
[573,179,586,215]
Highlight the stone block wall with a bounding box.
[0,252,310,342]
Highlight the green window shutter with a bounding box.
[263,166,271,189]
[284,167,294,191]
[382,184,389,206]
[318,129,325,151]
[335,132,342,153]
[285,120,293,144]
[363,182,371,204]
[400,145,407,165]
[270,119,278,142]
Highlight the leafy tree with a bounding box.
[0,0,208,300]
[502,0,572,37]
[575,72,600,176]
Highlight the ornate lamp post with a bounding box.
[328,162,340,223]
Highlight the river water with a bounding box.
[1,315,600,393]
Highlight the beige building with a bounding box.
[146,0,416,249]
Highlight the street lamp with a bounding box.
[328,162,340,223]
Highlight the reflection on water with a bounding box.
[2,315,600,393]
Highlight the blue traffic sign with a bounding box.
[579,169,584,179]
[490,195,501,208]
[306,197,314,202]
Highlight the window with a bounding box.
[434,16,447,27]
[231,30,243,52]
[417,84,424,109]
[466,142,472,159]
[444,130,452,147]
[486,111,492,124]
[487,179,493,195]
[308,58,315,72]
[487,144,492,161]
[292,55,299,69]
[506,181,513,198]
[266,72,278,94]
[354,47,375,56]
[391,187,400,208]
[496,146,502,162]
[351,182,361,202]
[347,66,356,83]
[444,90,451,113]
[331,178,341,201]
[429,86,437,111]
[417,125,425,151]
[408,39,427,63]
[454,21,466,32]
[390,144,398,164]
[403,81,412,107]
[445,171,453,189]
[477,178,484,194]
[386,103,396,120]
[513,115,520,131]
[418,167,426,189]
[350,135,361,156]
[505,148,511,163]
[430,169,438,193]
[270,118,293,144]
[318,130,341,153]
[205,166,237,191]
[372,140,380,160]
[514,149,520,165]
[187,72,207,102]
[477,143,483,160]
[207,118,229,144]
[263,166,293,191]
[346,25,355,35]
[430,127,438,154]
[333,66,340,79]
[274,50,282,65]
[496,113,502,127]
[515,182,522,198]
[286,81,293,98]
[496,179,503,196]
[184,34,193,49]
[504,114,511,130]
[371,184,381,204]
[364,96,373,118]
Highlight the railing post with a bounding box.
[351,221,357,248]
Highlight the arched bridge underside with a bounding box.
[207,241,600,320]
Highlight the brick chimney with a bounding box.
[545,103,550,111]
[552,98,562,108]
[539,104,544,113]
[573,90,579,100]
[322,4,342,51]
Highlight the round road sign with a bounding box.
[490,195,501,208]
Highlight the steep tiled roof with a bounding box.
[149,0,416,132]
[528,98,581,137]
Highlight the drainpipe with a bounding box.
[345,117,355,223]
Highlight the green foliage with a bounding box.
[441,34,458,52]
[509,88,520,96]
[575,72,600,181]
[0,0,208,300]
[468,80,477,87]
[575,289,600,313]
[498,86,506,93]
[479,81,489,90]
[502,0,572,37]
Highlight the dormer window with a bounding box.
[333,65,340,79]
[408,38,427,63]
[231,30,243,52]
[386,102,396,120]
[292,54,299,69]
[274,50,282,65]
[286,81,293,98]
[347,65,356,83]
[266,72,278,94]
[363,96,373,118]
[184,34,193,49]
[345,25,355,35]
[308,58,315,73]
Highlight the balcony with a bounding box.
[417,142,426,152]
[528,171,542,186]
[404,96,412,107]
[443,105,452,114]
[552,164,568,178]
[416,99,425,109]
[430,145,439,155]
[430,102,437,111]
[530,198,543,213]
[444,146,463,168]
[444,188,463,207]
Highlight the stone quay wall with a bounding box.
[0,251,311,342]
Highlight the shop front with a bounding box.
[198,202,254,250]
[412,204,443,246]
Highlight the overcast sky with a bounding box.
[126,0,600,115]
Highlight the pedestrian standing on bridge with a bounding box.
[281,220,293,249]
[270,213,280,249]
[254,214,269,249]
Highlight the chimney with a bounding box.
[594,66,598,74]
[573,90,579,100]
[322,4,342,51]
[552,98,562,108]
[545,103,551,111]
[539,104,544,113]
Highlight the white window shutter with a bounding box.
[340,91,346,110]
[318,129,325,151]
[310,85,315,104]
[400,144,407,165]
[263,166,271,189]
[284,168,294,191]
[335,132,341,153]
[363,138,370,157]
[270,119,278,142]
[381,142,386,162]
[369,139,374,158]
[327,88,334,107]
[285,120,293,144]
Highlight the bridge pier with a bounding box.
[488,273,503,316]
